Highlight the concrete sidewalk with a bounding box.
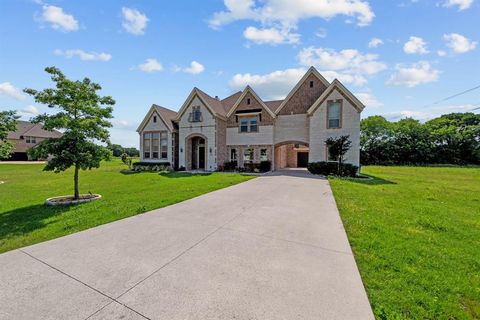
[0,169,373,320]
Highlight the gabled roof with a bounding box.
[274,66,330,115]
[226,85,276,118]
[7,120,62,139]
[221,91,242,114]
[136,104,177,132]
[307,79,365,115]
[175,87,228,121]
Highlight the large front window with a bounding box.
[239,116,258,133]
[260,148,268,161]
[143,131,168,160]
[327,101,342,129]
[189,106,202,122]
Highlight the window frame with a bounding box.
[243,148,254,162]
[189,106,202,122]
[238,115,259,133]
[143,131,168,160]
[260,148,268,161]
[326,99,343,129]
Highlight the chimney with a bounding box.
[215,95,219,100]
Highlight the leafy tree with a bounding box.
[124,147,139,157]
[25,67,115,199]
[0,110,18,159]
[360,115,393,164]
[426,113,480,164]
[390,118,433,164]
[325,135,352,174]
[107,143,125,157]
[120,152,133,169]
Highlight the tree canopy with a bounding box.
[25,67,115,199]
[361,113,480,165]
[0,110,18,159]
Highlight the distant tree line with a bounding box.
[107,143,139,157]
[361,113,480,165]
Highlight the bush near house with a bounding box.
[132,161,171,172]
[307,161,358,177]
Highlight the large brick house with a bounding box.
[136,67,365,171]
[6,120,62,161]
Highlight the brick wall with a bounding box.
[279,74,327,115]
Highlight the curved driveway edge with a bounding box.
[0,169,373,320]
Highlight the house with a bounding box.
[136,67,365,171]
[6,120,63,160]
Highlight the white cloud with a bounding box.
[321,71,367,86]
[174,61,205,74]
[443,33,477,53]
[54,49,112,61]
[40,5,79,32]
[442,0,474,11]
[112,119,135,130]
[229,68,306,100]
[316,28,327,38]
[0,82,25,100]
[121,7,148,35]
[136,58,163,73]
[298,47,387,75]
[209,0,375,30]
[437,50,447,56]
[382,104,479,121]
[354,92,383,108]
[368,38,383,48]
[403,36,429,54]
[243,26,300,45]
[22,105,40,116]
[386,61,439,87]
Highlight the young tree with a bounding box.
[325,135,352,174]
[25,67,115,200]
[0,110,18,159]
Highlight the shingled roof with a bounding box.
[7,120,62,140]
[152,104,177,131]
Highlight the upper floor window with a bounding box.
[25,136,36,143]
[189,106,202,122]
[153,115,157,123]
[239,116,258,133]
[247,98,251,105]
[327,101,342,129]
[309,80,314,88]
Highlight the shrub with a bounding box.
[120,153,133,169]
[223,161,238,171]
[132,161,171,172]
[307,161,358,177]
[259,161,271,172]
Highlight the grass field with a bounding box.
[0,159,253,253]
[329,166,480,320]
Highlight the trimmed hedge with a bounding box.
[221,160,271,173]
[132,161,171,172]
[307,161,358,177]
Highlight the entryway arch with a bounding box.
[185,133,208,170]
[274,141,309,170]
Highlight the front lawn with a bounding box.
[0,159,254,253]
[329,166,480,319]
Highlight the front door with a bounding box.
[198,146,205,169]
[297,152,309,168]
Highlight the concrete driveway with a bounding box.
[0,169,373,320]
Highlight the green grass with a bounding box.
[0,159,254,253]
[329,166,480,320]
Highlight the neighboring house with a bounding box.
[137,67,365,171]
[6,120,62,160]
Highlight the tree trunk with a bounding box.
[74,164,79,200]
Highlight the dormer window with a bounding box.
[189,106,202,122]
[153,115,157,123]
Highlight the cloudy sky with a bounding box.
[1,0,479,147]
